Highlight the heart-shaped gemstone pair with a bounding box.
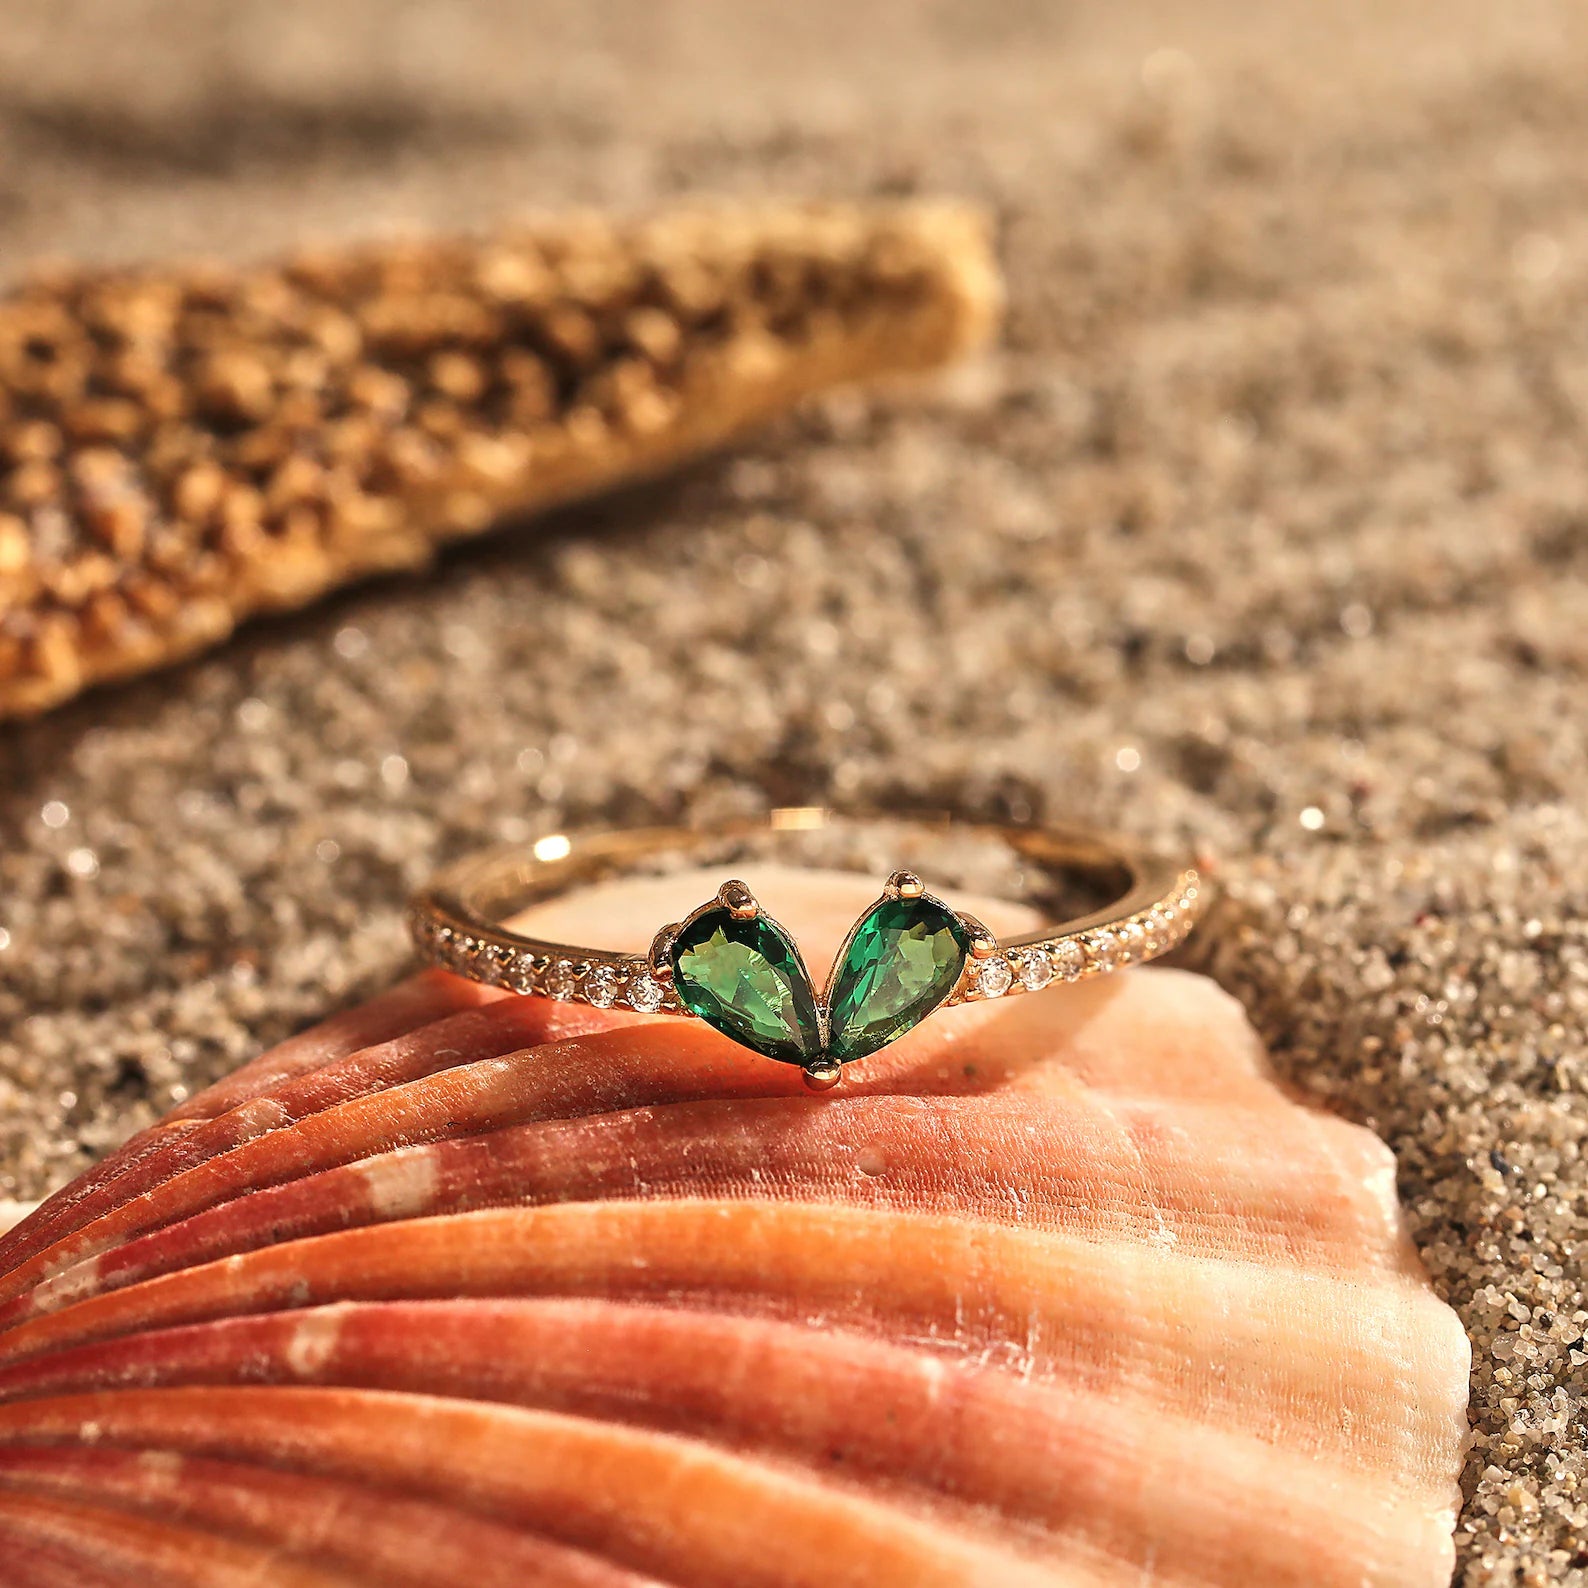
[665,875,974,1077]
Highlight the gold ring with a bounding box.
[409,807,1201,1090]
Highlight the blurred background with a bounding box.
[2,4,1588,1580]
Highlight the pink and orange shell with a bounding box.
[0,870,1469,1587]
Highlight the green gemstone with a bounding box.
[827,897,970,1063]
[670,907,822,1066]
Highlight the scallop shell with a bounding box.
[0,868,1470,1587]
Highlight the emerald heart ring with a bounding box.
[409,809,1202,1090]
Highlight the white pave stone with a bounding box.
[975,956,1013,998]
[626,972,665,1013]
[1051,939,1085,981]
[1088,929,1121,971]
[584,964,620,1008]
[545,959,579,1000]
[1017,948,1054,991]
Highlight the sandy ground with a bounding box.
[2,2,1588,1581]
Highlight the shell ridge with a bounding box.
[0,1298,1468,1537]
[0,1023,714,1317]
[0,1199,1469,1482]
[0,972,494,1281]
[0,1443,676,1588]
[3,1092,1441,1327]
[0,1385,1075,1588]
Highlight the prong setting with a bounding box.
[885,869,925,900]
[958,911,1000,961]
[648,923,680,981]
[717,878,760,919]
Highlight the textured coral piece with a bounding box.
[0,870,1469,1586]
[0,202,998,718]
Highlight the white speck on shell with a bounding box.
[356,1147,442,1219]
[32,1252,102,1314]
[231,1097,291,1140]
[285,1307,344,1378]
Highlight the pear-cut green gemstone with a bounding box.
[670,907,822,1066]
[827,897,970,1063]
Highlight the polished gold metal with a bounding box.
[719,879,760,920]
[801,1058,844,1092]
[646,924,677,982]
[409,807,1204,1071]
[960,914,999,959]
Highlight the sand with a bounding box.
[1,2,1586,1580]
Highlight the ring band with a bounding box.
[409,807,1202,1089]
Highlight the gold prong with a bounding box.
[648,924,680,979]
[885,868,925,900]
[802,1058,843,1091]
[959,912,999,959]
[717,878,759,919]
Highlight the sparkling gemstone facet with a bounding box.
[975,956,1013,998]
[827,897,970,1063]
[544,960,578,1000]
[670,907,822,1065]
[584,964,620,1008]
[1052,939,1085,981]
[1088,930,1121,971]
[1017,948,1053,991]
[625,970,665,1013]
